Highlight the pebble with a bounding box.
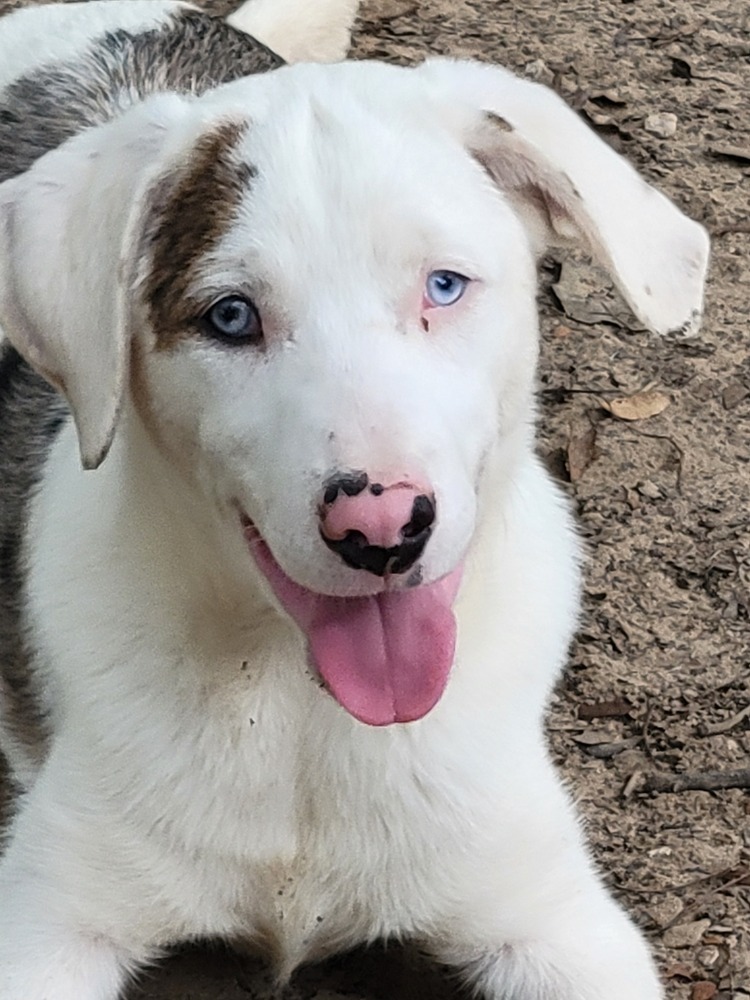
[644,112,678,137]
[722,381,750,410]
[663,918,711,949]
[637,479,662,500]
[647,895,683,927]
[524,58,555,85]
[697,945,720,969]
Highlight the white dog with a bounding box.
[0,2,709,999]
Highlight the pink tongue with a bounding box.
[251,538,460,726]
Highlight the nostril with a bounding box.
[401,494,436,539]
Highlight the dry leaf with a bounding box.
[722,382,749,410]
[692,982,718,1000]
[566,421,597,482]
[664,962,693,981]
[708,143,750,163]
[578,698,633,721]
[572,728,614,746]
[601,390,670,421]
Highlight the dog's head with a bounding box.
[0,59,709,725]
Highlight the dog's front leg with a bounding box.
[0,765,153,1000]
[421,753,663,1000]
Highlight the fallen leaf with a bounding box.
[708,143,750,163]
[722,382,750,410]
[566,421,597,482]
[601,390,670,421]
[589,90,627,107]
[578,698,633,721]
[572,728,614,745]
[692,982,718,1000]
[664,961,694,980]
[551,262,639,329]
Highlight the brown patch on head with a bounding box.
[143,119,255,350]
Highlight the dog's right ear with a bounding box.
[0,94,193,470]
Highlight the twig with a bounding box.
[582,735,642,759]
[643,768,750,793]
[641,700,658,762]
[661,867,750,930]
[698,704,750,736]
[618,864,742,897]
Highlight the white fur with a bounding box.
[229,0,360,61]
[0,1,181,92]
[0,0,357,98]
[0,32,710,1000]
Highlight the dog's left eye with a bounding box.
[201,296,262,344]
[425,270,470,308]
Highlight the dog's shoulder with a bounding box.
[0,4,283,184]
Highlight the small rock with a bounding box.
[552,323,573,338]
[697,946,720,969]
[663,918,711,949]
[692,982,718,1000]
[722,381,749,410]
[644,112,678,137]
[648,845,673,858]
[524,59,555,85]
[637,479,662,500]
[647,895,683,927]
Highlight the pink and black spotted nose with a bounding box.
[319,471,436,576]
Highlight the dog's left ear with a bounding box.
[418,59,709,337]
[0,94,194,470]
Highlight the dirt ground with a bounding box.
[1,0,748,997]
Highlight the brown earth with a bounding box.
[1,0,748,997]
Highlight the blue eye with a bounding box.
[202,295,262,344]
[425,270,470,308]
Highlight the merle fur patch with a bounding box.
[0,8,283,185]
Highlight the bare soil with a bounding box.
[1,0,748,997]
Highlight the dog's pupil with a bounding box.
[219,301,244,328]
[207,296,260,340]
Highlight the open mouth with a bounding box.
[240,514,463,726]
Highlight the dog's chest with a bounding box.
[153,666,455,961]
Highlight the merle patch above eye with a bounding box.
[201,295,263,345]
[425,270,470,308]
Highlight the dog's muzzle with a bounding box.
[319,471,436,576]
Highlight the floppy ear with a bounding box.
[0,93,194,470]
[418,59,710,337]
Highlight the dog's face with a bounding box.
[138,69,539,595]
[0,59,709,725]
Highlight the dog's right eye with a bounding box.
[201,296,263,345]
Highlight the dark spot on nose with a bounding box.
[323,471,369,506]
[402,494,435,538]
